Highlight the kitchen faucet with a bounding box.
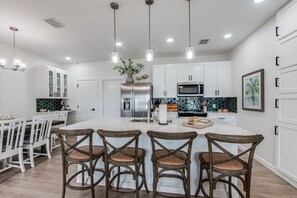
[147,99,152,123]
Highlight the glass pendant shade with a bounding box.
[186,46,194,60]
[145,48,154,62]
[0,58,7,67]
[111,52,120,64]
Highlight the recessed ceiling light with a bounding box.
[116,42,122,47]
[166,38,174,43]
[65,57,71,61]
[224,34,232,39]
[254,0,264,3]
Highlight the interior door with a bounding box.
[103,79,123,118]
[76,79,97,122]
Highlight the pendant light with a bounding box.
[111,2,120,64]
[0,27,27,71]
[185,0,194,60]
[145,0,154,62]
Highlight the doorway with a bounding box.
[76,79,97,122]
[102,79,123,118]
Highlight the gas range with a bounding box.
[178,110,208,117]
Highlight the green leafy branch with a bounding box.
[113,58,145,75]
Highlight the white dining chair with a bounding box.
[0,118,27,173]
[23,115,52,168]
[51,111,68,151]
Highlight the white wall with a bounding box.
[0,42,61,118]
[61,55,229,117]
[229,16,278,166]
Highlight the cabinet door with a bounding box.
[55,69,63,97]
[165,65,178,98]
[204,62,217,97]
[46,67,55,97]
[62,72,68,98]
[216,62,232,97]
[178,64,192,82]
[152,66,166,98]
[191,63,204,82]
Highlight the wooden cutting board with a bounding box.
[182,120,214,129]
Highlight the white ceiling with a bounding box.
[0,0,289,63]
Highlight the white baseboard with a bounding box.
[238,145,297,189]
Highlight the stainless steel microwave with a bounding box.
[177,82,204,97]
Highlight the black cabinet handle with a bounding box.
[275,99,279,108]
[276,56,280,66]
[275,78,279,87]
[275,126,278,135]
[276,27,279,37]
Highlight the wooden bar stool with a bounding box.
[147,130,197,198]
[195,133,264,198]
[98,129,149,198]
[53,128,105,198]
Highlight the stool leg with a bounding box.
[195,164,204,197]
[228,176,232,198]
[81,165,85,186]
[105,164,109,198]
[135,165,140,198]
[117,166,120,190]
[90,161,95,198]
[186,167,191,198]
[62,162,67,198]
[142,160,149,193]
[152,165,158,198]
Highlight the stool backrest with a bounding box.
[30,115,52,145]
[98,130,141,163]
[53,128,95,159]
[147,131,197,165]
[205,133,264,169]
[0,118,26,159]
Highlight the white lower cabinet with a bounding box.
[208,112,237,126]
[153,64,178,98]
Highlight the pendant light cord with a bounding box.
[13,30,16,56]
[114,8,117,52]
[188,0,191,47]
[149,5,151,49]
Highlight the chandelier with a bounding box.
[0,27,27,72]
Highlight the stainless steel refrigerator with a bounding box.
[120,83,153,117]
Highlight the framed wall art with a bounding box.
[242,69,264,112]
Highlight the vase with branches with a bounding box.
[113,58,145,83]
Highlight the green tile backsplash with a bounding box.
[153,97,237,112]
[36,98,62,112]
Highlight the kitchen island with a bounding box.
[62,117,253,197]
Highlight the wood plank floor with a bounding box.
[1,148,297,198]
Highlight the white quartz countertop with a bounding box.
[62,117,253,136]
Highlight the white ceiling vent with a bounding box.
[199,39,210,45]
[43,18,65,28]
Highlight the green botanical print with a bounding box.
[245,76,259,106]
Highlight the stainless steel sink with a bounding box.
[130,119,172,123]
[130,119,153,123]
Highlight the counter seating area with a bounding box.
[51,124,263,198]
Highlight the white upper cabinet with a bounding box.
[37,65,68,98]
[277,0,297,41]
[178,63,204,82]
[204,61,232,97]
[153,64,178,98]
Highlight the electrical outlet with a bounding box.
[212,104,216,109]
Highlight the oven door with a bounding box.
[177,83,203,97]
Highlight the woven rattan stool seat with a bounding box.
[155,149,187,166]
[68,146,105,160]
[111,147,144,163]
